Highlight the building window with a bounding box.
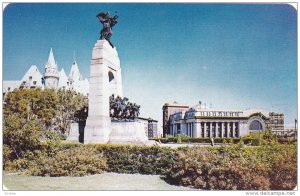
[108,71,115,82]
[249,120,263,131]
[33,81,37,85]
[29,76,32,81]
[8,87,11,91]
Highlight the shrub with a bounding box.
[25,146,106,177]
[269,155,297,190]
[3,115,61,162]
[164,147,271,190]
[90,144,178,175]
[164,143,297,190]
[150,137,243,144]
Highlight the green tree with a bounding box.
[3,88,87,135]
[3,114,60,160]
[56,88,88,135]
[3,88,59,129]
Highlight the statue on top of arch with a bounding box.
[96,11,119,48]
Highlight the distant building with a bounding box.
[3,48,89,96]
[138,117,159,138]
[163,102,285,138]
[162,102,189,137]
[268,112,284,131]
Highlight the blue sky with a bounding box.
[3,3,297,129]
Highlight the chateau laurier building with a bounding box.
[163,102,284,138]
[3,48,89,95]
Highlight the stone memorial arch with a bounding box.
[82,11,153,145]
[84,40,123,143]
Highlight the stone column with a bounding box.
[196,122,201,138]
[85,40,117,144]
[66,123,79,142]
[215,122,219,138]
[221,122,224,138]
[226,122,230,138]
[233,122,236,138]
[209,122,212,138]
[115,66,123,97]
[237,122,240,138]
[186,123,189,136]
[204,122,207,137]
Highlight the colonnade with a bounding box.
[199,121,239,138]
[171,121,240,138]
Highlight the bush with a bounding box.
[24,146,106,177]
[90,144,177,175]
[269,155,297,190]
[150,133,297,145]
[3,114,61,163]
[150,137,244,144]
[164,144,297,190]
[164,147,271,190]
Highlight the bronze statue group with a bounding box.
[109,94,140,121]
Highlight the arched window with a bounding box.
[108,71,114,82]
[249,120,263,131]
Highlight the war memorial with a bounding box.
[2,5,297,191]
[73,12,153,145]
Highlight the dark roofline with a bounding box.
[138,117,158,122]
[163,104,189,108]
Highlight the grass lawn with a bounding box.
[3,172,194,191]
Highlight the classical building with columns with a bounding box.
[165,102,284,138]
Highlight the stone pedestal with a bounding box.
[84,40,123,144]
[110,120,156,145]
[66,123,79,142]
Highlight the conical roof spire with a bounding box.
[69,60,81,82]
[47,48,56,68]
[44,48,59,79]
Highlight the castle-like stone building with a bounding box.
[163,102,284,138]
[3,48,89,95]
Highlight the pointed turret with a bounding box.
[44,48,59,89]
[69,60,82,82]
[47,48,56,68]
[58,68,69,89]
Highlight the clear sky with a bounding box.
[3,3,297,129]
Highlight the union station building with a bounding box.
[162,102,284,138]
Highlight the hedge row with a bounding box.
[5,146,107,177]
[62,143,178,175]
[5,142,297,190]
[164,145,297,190]
[60,143,297,190]
[149,137,297,145]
